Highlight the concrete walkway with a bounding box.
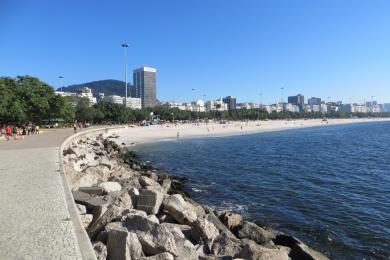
[0,129,84,260]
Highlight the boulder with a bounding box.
[99,181,122,194]
[199,256,233,260]
[73,191,108,212]
[157,212,177,224]
[161,178,172,194]
[139,176,162,190]
[80,214,93,229]
[290,242,329,260]
[211,233,242,257]
[162,194,197,224]
[122,214,178,256]
[174,236,199,260]
[68,146,88,158]
[205,214,236,239]
[79,186,104,196]
[100,158,116,170]
[84,165,111,181]
[218,212,243,234]
[237,240,290,260]
[142,252,174,260]
[93,241,107,260]
[147,215,160,224]
[88,205,126,240]
[76,203,87,215]
[238,221,275,245]
[107,225,143,260]
[191,218,220,242]
[136,189,164,214]
[103,190,133,208]
[108,176,142,190]
[129,187,140,208]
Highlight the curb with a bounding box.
[58,126,123,260]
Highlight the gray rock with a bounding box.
[80,214,93,229]
[73,191,108,212]
[290,242,329,260]
[93,241,107,260]
[162,194,198,224]
[147,215,160,224]
[211,232,242,257]
[139,176,162,189]
[107,225,143,260]
[142,252,174,260]
[88,205,126,240]
[103,190,133,208]
[99,181,122,194]
[79,186,104,196]
[237,240,290,260]
[161,178,172,194]
[191,218,220,242]
[108,175,142,190]
[199,256,233,260]
[68,146,88,158]
[238,221,275,245]
[122,214,178,256]
[157,212,177,224]
[84,165,111,181]
[136,189,164,214]
[100,158,116,170]
[129,187,140,208]
[76,203,87,214]
[218,212,243,234]
[205,214,236,239]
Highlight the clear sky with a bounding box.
[1,0,390,104]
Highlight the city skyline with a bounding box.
[1,1,390,103]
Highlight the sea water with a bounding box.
[134,121,390,259]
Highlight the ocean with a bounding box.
[133,121,390,259]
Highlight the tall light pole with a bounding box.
[258,92,262,120]
[122,43,129,107]
[58,76,64,92]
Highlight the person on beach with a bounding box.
[73,123,77,133]
[176,131,180,139]
[5,125,11,141]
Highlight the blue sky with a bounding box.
[1,0,390,104]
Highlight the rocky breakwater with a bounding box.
[63,133,329,260]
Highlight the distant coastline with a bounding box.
[114,118,390,147]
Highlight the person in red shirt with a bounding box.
[5,126,11,141]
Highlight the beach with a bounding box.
[115,118,390,146]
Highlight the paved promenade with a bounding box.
[0,129,84,260]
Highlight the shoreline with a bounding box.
[63,130,330,259]
[114,118,390,147]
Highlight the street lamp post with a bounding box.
[258,92,262,120]
[122,43,129,107]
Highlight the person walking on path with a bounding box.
[12,125,18,140]
[5,125,11,141]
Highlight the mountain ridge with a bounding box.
[57,79,132,97]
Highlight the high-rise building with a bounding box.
[308,97,321,106]
[288,94,304,111]
[133,67,157,108]
[222,96,237,110]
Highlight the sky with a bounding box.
[1,0,390,104]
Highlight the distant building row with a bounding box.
[56,66,157,109]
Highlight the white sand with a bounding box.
[112,118,390,146]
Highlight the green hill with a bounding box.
[58,79,132,97]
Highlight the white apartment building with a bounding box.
[103,95,124,104]
[80,87,97,105]
[206,99,228,112]
[125,97,142,110]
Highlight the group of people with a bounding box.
[0,123,40,141]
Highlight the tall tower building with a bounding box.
[133,66,157,108]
